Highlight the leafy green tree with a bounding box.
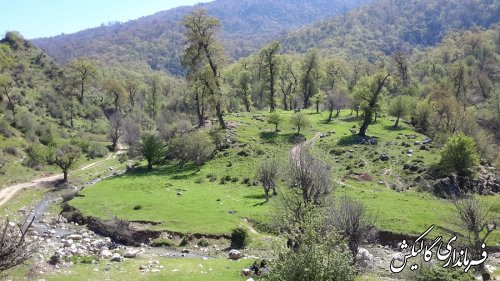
[439,133,479,177]
[260,41,281,112]
[53,144,81,183]
[107,112,122,151]
[171,130,215,170]
[279,56,299,111]
[141,133,164,170]
[236,69,252,112]
[182,9,227,129]
[388,95,412,127]
[291,112,310,135]
[300,49,322,108]
[267,112,282,132]
[68,59,97,105]
[354,71,391,136]
[103,79,127,111]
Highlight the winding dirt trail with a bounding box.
[0,150,122,207]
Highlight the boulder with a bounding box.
[356,248,373,261]
[124,250,138,258]
[68,234,82,240]
[110,253,124,262]
[379,155,390,161]
[228,249,242,260]
[100,249,113,259]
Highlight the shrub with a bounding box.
[0,120,14,138]
[133,205,142,210]
[415,265,474,281]
[290,112,310,135]
[117,153,128,163]
[4,146,20,156]
[439,133,479,177]
[197,239,210,247]
[179,236,190,247]
[230,227,249,249]
[87,143,109,159]
[151,237,175,247]
[24,143,49,169]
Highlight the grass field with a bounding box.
[68,110,500,246]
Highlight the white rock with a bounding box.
[110,253,124,262]
[68,234,82,240]
[124,250,138,258]
[228,249,242,260]
[100,249,113,259]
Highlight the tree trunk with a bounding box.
[215,102,226,129]
[275,123,278,132]
[79,78,85,104]
[270,67,275,112]
[394,116,400,127]
[315,101,319,113]
[358,108,372,137]
[62,170,68,183]
[328,110,333,122]
[335,109,340,117]
[147,160,153,170]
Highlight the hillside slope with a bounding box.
[281,0,500,59]
[31,0,370,75]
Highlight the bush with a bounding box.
[117,153,128,163]
[4,146,21,156]
[267,112,282,131]
[230,227,249,249]
[0,120,14,138]
[290,112,310,135]
[24,143,49,169]
[439,133,479,177]
[87,143,109,159]
[151,237,175,247]
[197,239,210,247]
[133,205,142,210]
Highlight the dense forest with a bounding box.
[32,0,369,75]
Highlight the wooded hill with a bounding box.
[32,0,369,75]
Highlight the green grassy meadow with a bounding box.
[69,109,499,245]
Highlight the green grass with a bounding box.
[0,186,47,221]
[69,109,500,244]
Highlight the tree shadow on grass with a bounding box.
[383,125,406,131]
[337,134,361,146]
[113,162,198,180]
[259,131,298,144]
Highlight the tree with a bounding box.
[327,195,376,261]
[0,74,18,117]
[267,112,282,132]
[0,218,38,273]
[236,69,252,112]
[171,131,214,170]
[355,71,391,136]
[107,112,122,151]
[260,41,281,112]
[279,56,299,111]
[257,158,279,201]
[124,78,140,108]
[454,197,497,277]
[388,95,412,127]
[53,144,81,183]
[288,144,330,205]
[103,79,127,111]
[439,134,480,177]
[182,9,227,129]
[291,112,310,135]
[141,133,164,170]
[145,75,162,119]
[325,87,349,122]
[312,91,325,113]
[68,59,97,105]
[300,49,322,108]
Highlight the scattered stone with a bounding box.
[379,155,390,161]
[124,249,138,258]
[111,253,124,262]
[100,249,113,259]
[182,249,190,253]
[228,249,242,260]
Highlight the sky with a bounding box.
[1,0,212,39]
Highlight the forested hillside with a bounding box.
[32,0,369,75]
[282,0,499,59]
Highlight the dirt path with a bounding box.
[0,149,123,207]
[289,132,322,159]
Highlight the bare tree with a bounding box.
[325,89,349,122]
[454,197,497,276]
[288,144,331,205]
[0,218,38,273]
[257,158,279,201]
[327,195,376,261]
[122,117,142,147]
